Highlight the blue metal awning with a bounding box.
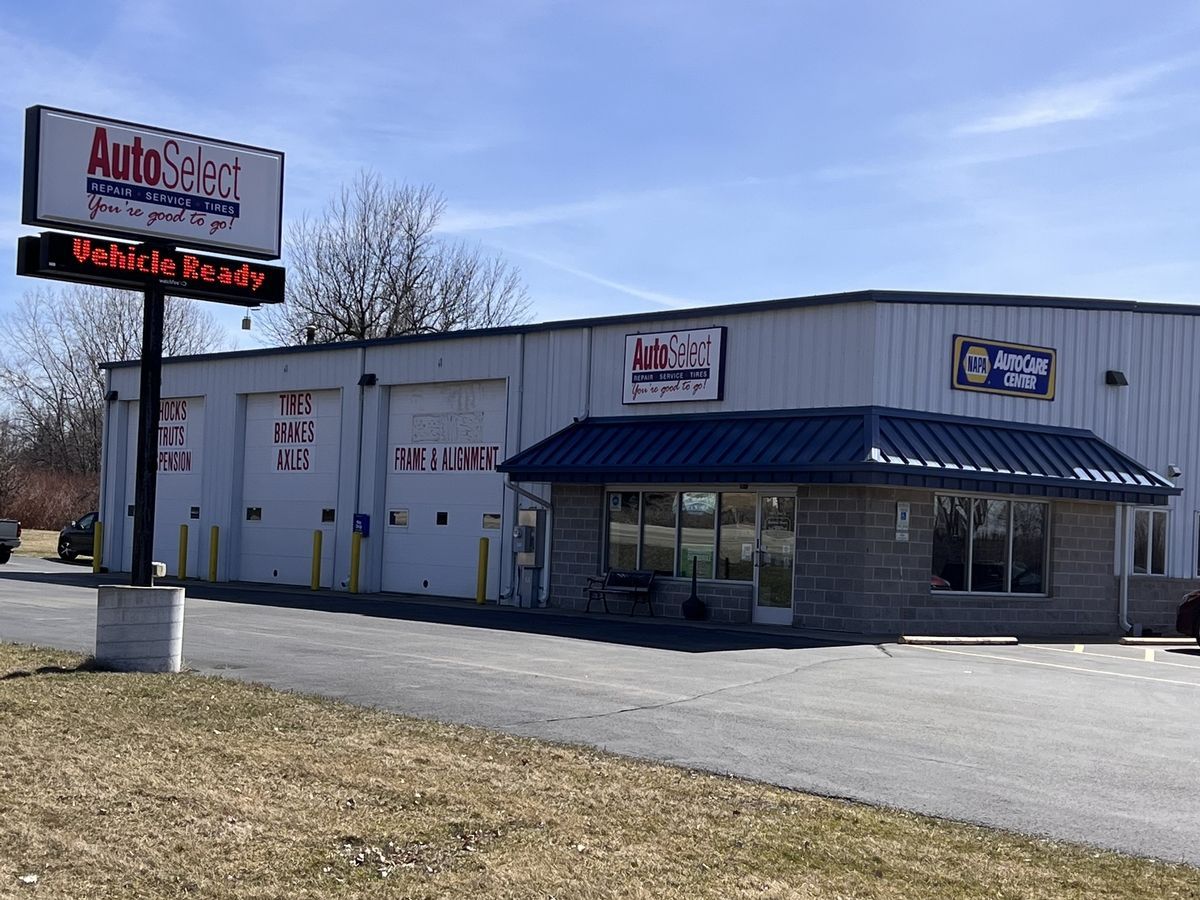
[498,407,1179,504]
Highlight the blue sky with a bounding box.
[3,1,1200,347]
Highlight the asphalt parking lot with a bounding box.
[1,555,1198,866]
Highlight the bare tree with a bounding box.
[0,285,227,473]
[260,171,530,344]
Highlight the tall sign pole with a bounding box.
[129,283,165,586]
[20,106,285,587]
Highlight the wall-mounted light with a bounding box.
[1105,370,1129,386]
[357,373,377,387]
[1167,464,1183,478]
[104,390,119,402]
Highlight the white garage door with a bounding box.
[383,380,507,598]
[240,389,341,586]
[122,396,203,575]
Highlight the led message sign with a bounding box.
[23,106,284,259]
[622,326,726,404]
[17,232,285,306]
[951,334,1057,401]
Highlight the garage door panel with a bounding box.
[240,389,341,587]
[122,397,204,575]
[383,380,507,599]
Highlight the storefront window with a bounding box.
[606,492,640,570]
[971,499,1009,592]
[1133,508,1168,575]
[641,493,677,576]
[679,492,717,578]
[932,495,1048,594]
[602,490,760,580]
[717,492,756,581]
[1011,502,1047,593]
[932,496,970,591]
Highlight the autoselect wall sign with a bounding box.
[23,106,284,259]
[17,232,284,306]
[952,334,1056,401]
[623,326,726,404]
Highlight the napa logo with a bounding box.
[952,335,1056,401]
[961,344,991,384]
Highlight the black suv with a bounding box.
[58,512,98,560]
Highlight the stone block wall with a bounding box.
[1127,578,1200,635]
[793,491,1126,637]
[548,484,604,608]
[544,482,1177,637]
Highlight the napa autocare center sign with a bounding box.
[22,106,284,259]
[622,326,726,404]
[952,335,1057,401]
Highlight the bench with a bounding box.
[586,569,656,616]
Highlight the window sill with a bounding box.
[929,590,1052,601]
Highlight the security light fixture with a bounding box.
[358,373,377,387]
[104,390,118,402]
[1105,370,1128,386]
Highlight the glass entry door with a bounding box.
[754,495,796,624]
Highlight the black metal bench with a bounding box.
[585,569,656,616]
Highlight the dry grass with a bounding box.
[1,643,1196,900]
[12,529,61,559]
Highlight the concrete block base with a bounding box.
[95,585,185,673]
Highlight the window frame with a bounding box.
[931,492,1051,596]
[1132,507,1168,577]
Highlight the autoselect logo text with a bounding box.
[623,326,726,404]
[86,126,243,220]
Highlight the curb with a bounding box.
[1119,636,1197,646]
[899,635,1018,646]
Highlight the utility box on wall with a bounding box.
[514,507,546,568]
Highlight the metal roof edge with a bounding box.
[102,287,1200,370]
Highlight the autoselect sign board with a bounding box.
[623,326,726,404]
[952,334,1057,400]
[16,232,284,306]
[23,106,284,259]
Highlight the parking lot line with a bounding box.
[909,645,1200,688]
[1023,643,1200,671]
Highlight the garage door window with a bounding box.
[932,495,1048,594]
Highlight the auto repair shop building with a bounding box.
[99,290,1200,636]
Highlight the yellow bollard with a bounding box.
[208,525,219,582]
[178,524,188,580]
[349,531,362,594]
[311,530,323,590]
[476,537,489,604]
[92,521,104,574]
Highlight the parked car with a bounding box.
[1176,589,1200,641]
[0,518,21,564]
[58,512,98,560]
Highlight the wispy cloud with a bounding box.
[511,248,697,309]
[439,186,686,233]
[955,58,1191,135]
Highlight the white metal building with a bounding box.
[99,290,1200,636]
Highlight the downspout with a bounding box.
[1118,504,1133,634]
[503,333,527,601]
[353,346,367,591]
